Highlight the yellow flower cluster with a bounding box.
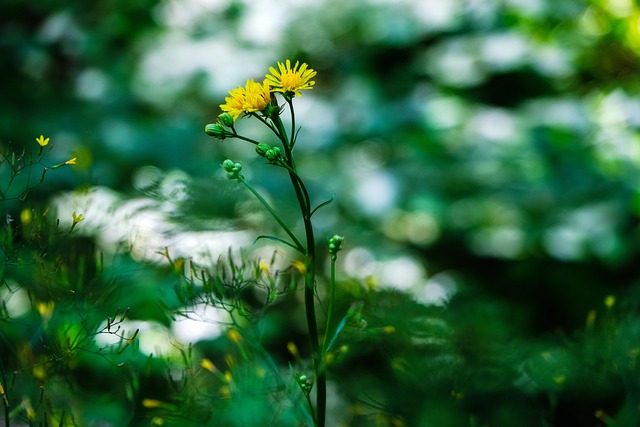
[220,80,271,121]
[219,60,317,121]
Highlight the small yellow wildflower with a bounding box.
[259,260,270,275]
[142,399,163,408]
[36,135,50,147]
[200,358,217,374]
[382,325,396,334]
[36,301,55,321]
[220,86,247,121]
[604,295,615,309]
[72,212,84,224]
[291,260,306,274]
[265,60,316,97]
[242,79,271,113]
[287,342,300,359]
[227,328,243,345]
[65,157,77,165]
[23,399,35,421]
[32,365,47,380]
[323,352,335,365]
[20,209,32,225]
[219,80,271,121]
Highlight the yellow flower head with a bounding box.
[36,135,50,147]
[220,80,272,121]
[265,60,316,97]
[242,79,271,113]
[65,157,77,165]
[72,212,84,224]
[200,358,217,374]
[142,399,163,409]
[36,301,55,321]
[220,86,247,121]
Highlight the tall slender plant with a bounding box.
[205,60,344,427]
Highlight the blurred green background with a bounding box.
[2,0,640,425]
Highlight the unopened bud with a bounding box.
[221,159,243,180]
[266,146,282,162]
[219,112,235,127]
[256,143,271,158]
[328,235,345,257]
[205,123,228,140]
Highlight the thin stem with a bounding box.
[237,176,305,254]
[321,256,337,356]
[273,113,326,427]
[304,391,316,424]
[266,104,325,426]
[230,134,262,146]
[277,161,311,216]
[252,113,280,136]
[287,99,297,149]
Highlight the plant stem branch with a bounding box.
[238,176,305,254]
[272,109,325,427]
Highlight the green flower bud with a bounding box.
[222,159,243,180]
[222,159,236,172]
[328,235,345,256]
[266,146,282,162]
[219,112,235,127]
[255,143,271,158]
[297,374,313,395]
[205,123,228,140]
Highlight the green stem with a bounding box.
[272,111,325,427]
[321,256,337,356]
[237,176,305,254]
[287,99,297,148]
[231,134,262,145]
[278,161,311,216]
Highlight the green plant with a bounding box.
[0,137,140,426]
[203,59,345,427]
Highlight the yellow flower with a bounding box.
[36,301,55,321]
[200,358,217,374]
[142,399,163,408]
[219,80,271,121]
[265,60,316,97]
[227,328,243,345]
[291,260,306,274]
[242,79,271,113]
[287,342,300,358]
[36,135,50,147]
[220,86,247,121]
[604,295,616,309]
[72,212,84,224]
[65,157,77,165]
